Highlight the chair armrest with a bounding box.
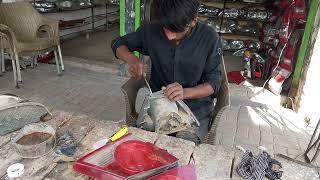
[203,106,229,145]
[121,77,146,126]
[204,56,230,144]
[0,24,18,50]
[38,17,59,40]
[0,32,8,48]
[213,78,230,117]
[212,56,230,119]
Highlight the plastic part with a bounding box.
[136,90,199,134]
[198,4,220,17]
[227,71,246,85]
[32,1,57,13]
[56,0,92,11]
[74,134,178,180]
[114,140,174,175]
[7,163,24,178]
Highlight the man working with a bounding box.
[111,0,222,143]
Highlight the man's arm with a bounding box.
[164,82,214,101]
[116,45,146,78]
[111,26,148,78]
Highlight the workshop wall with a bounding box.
[295,6,320,126]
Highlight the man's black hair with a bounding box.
[158,0,200,33]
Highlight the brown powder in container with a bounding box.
[16,132,52,145]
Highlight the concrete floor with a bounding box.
[61,27,120,65]
[214,83,318,166]
[0,62,128,122]
[224,52,244,73]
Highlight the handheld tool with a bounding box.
[143,73,152,94]
[93,127,128,150]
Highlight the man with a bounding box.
[111,0,222,143]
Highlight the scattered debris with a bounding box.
[55,131,78,157]
[237,151,283,180]
[53,155,76,164]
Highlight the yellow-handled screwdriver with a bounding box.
[93,127,128,150]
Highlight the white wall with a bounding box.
[297,9,320,126]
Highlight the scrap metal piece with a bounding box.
[136,91,199,134]
[219,8,245,18]
[207,19,238,33]
[0,95,49,136]
[32,1,57,13]
[230,40,245,50]
[198,4,221,17]
[57,0,92,10]
[245,9,272,21]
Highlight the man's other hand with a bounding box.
[164,82,184,101]
[128,60,147,78]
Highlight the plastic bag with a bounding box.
[136,91,200,135]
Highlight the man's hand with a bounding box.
[128,60,147,78]
[164,82,215,101]
[164,82,185,101]
[115,45,147,78]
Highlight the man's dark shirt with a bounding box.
[112,22,222,120]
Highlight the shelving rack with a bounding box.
[199,0,275,51]
[33,0,120,38]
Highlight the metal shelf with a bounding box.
[60,17,106,36]
[44,5,119,21]
[198,14,271,23]
[222,34,260,41]
[201,0,267,8]
[42,4,119,37]
[199,0,272,48]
